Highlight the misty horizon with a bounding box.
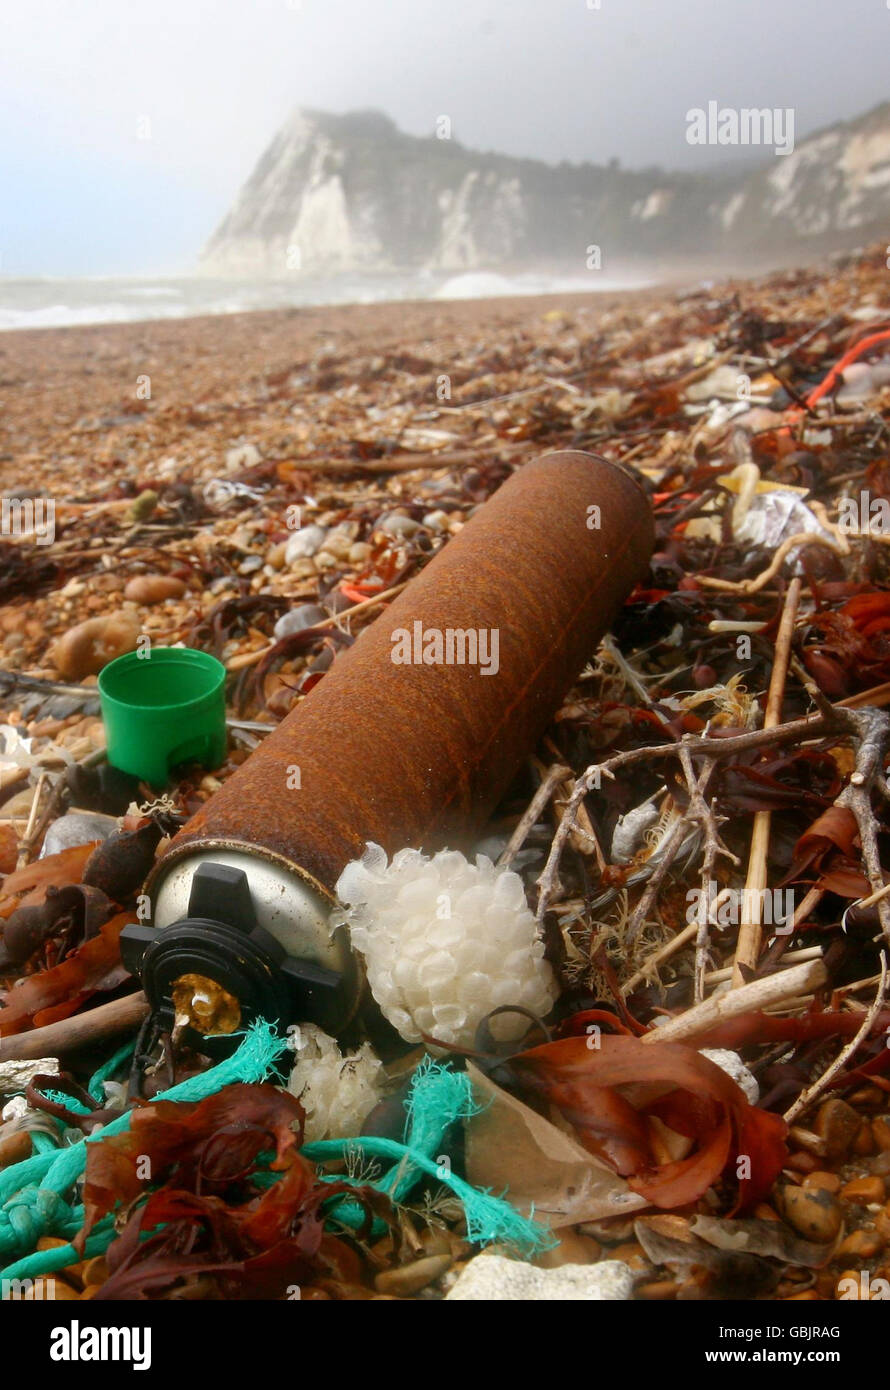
[2,0,889,277]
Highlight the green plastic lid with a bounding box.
[98,646,227,787]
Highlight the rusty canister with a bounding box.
[123,451,653,1037]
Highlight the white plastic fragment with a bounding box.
[333,843,558,1047]
[700,1048,760,1105]
[444,1254,634,1301]
[733,491,830,551]
[286,1022,383,1143]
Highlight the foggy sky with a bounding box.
[1,0,887,274]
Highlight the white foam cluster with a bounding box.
[287,1022,383,1143]
[333,842,557,1047]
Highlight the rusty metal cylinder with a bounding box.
[165,450,651,888]
[128,451,652,1039]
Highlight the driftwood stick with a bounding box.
[0,992,149,1062]
[621,919,699,995]
[705,943,823,986]
[226,580,410,671]
[535,711,840,923]
[698,535,843,594]
[497,763,570,870]
[623,811,690,945]
[732,578,801,986]
[836,708,890,955]
[676,747,737,1000]
[16,772,49,871]
[783,953,888,1124]
[641,958,828,1045]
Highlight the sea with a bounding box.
[0,268,656,333]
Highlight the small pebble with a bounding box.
[849,1086,885,1111]
[852,1120,876,1156]
[49,612,141,680]
[320,527,354,561]
[787,1151,820,1175]
[815,1098,861,1161]
[803,1171,841,1194]
[840,1175,886,1206]
[273,604,326,641]
[123,574,186,604]
[833,1230,882,1260]
[377,512,419,539]
[225,444,261,471]
[445,1254,633,1301]
[288,558,318,581]
[285,525,327,562]
[127,489,158,523]
[872,1116,890,1152]
[779,1184,843,1243]
[374,1253,452,1297]
[40,811,118,858]
[0,1130,32,1169]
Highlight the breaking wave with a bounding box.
[0,267,656,332]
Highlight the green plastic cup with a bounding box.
[98,647,227,787]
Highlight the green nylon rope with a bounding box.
[303,1057,552,1255]
[0,1019,290,1286]
[0,1028,549,1294]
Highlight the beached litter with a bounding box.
[3,245,890,1300]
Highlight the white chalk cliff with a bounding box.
[201,104,890,276]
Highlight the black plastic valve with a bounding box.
[120,861,349,1053]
